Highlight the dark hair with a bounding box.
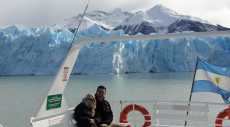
[97,85,106,90]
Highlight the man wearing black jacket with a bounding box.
[94,85,113,127]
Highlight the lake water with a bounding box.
[0,72,227,127]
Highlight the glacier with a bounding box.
[0,25,230,75]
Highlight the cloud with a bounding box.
[158,0,230,27]
[0,0,85,26]
[204,8,230,27]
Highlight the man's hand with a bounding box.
[99,124,109,127]
[89,119,95,124]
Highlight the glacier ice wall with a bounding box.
[75,37,230,74]
[0,25,230,75]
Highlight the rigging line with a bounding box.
[71,0,90,44]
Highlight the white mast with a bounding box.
[31,1,90,126]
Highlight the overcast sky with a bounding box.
[0,0,230,27]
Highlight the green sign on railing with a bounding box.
[46,94,62,110]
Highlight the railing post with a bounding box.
[120,100,123,113]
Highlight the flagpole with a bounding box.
[184,57,199,127]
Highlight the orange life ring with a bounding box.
[215,106,230,127]
[119,104,151,127]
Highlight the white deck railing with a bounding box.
[31,100,230,127]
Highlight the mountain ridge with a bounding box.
[59,4,229,35]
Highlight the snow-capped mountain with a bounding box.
[61,4,229,35]
[114,4,220,34]
[60,8,132,30]
[119,5,207,27]
[168,19,230,33]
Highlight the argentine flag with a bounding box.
[192,59,230,103]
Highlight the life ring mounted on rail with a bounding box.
[119,104,151,127]
[215,106,230,127]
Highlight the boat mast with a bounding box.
[34,0,90,121]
